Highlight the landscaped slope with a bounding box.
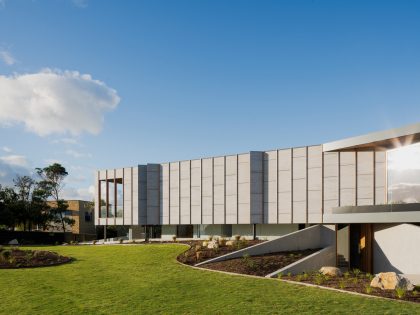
[0,245,418,314]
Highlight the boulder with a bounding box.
[226,240,234,246]
[319,266,342,277]
[370,272,414,291]
[207,240,219,249]
[8,239,18,245]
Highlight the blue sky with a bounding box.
[0,0,420,200]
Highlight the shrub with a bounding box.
[242,253,256,270]
[195,244,201,252]
[366,273,374,281]
[344,271,350,279]
[172,235,177,242]
[338,280,346,289]
[219,238,226,246]
[119,239,123,244]
[296,274,303,282]
[0,245,3,252]
[208,235,213,241]
[352,277,358,285]
[92,240,97,245]
[234,235,241,241]
[365,285,373,294]
[395,287,406,299]
[352,268,361,278]
[314,273,324,285]
[302,272,309,280]
[277,272,283,279]
[287,272,292,277]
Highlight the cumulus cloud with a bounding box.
[0,155,28,167]
[62,185,94,201]
[0,50,16,65]
[0,69,120,136]
[2,146,12,153]
[65,149,92,159]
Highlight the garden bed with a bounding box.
[281,270,420,303]
[0,247,72,268]
[200,249,319,277]
[177,239,263,265]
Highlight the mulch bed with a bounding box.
[282,271,420,303]
[177,240,263,265]
[0,247,72,269]
[199,249,319,277]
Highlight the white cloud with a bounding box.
[0,69,120,136]
[62,185,94,201]
[0,50,16,65]
[72,0,88,8]
[0,155,28,167]
[52,138,80,145]
[2,146,12,153]
[65,149,92,159]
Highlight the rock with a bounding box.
[207,240,219,249]
[226,240,234,246]
[320,266,342,277]
[370,272,414,291]
[8,239,18,245]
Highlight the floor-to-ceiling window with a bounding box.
[108,179,115,218]
[387,142,420,203]
[116,178,123,218]
[100,180,107,217]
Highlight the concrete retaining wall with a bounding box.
[266,246,336,277]
[195,224,335,266]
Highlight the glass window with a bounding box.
[116,178,123,218]
[108,179,115,218]
[387,143,420,203]
[100,180,107,218]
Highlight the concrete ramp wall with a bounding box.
[266,246,336,277]
[195,224,335,267]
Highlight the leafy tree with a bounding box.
[0,185,19,229]
[36,163,75,232]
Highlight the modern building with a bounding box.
[95,123,420,275]
[47,200,96,241]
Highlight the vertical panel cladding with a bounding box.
[307,145,323,223]
[94,172,99,225]
[213,157,225,224]
[123,167,133,225]
[132,167,139,225]
[238,153,251,224]
[180,160,191,224]
[190,159,201,224]
[323,152,339,214]
[264,151,278,224]
[201,158,213,224]
[160,163,170,224]
[277,148,292,223]
[225,155,238,224]
[375,151,387,205]
[357,151,374,205]
[250,151,263,224]
[340,152,356,207]
[138,165,147,225]
[146,164,160,225]
[169,162,180,224]
[292,147,307,223]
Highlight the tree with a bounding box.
[36,163,75,232]
[13,175,51,231]
[0,185,19,230]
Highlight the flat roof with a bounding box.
[323,122,420,152]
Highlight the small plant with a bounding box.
[353,268,361,278]
[289,253,295,258]
[296,274,303,282]
[219,238,226,246]
[0,250,11,262]
[366,273,374,281]
[338,280,346,289]
[344,271,350,279]
[365,285,373,294]
[195,244,201,251]
[412,290,418,296]
[314,273,324,285]
[234,235,241,241]
[119,239,124,244]
[287,272,292,277]
[352,277,358,285]
[196,251,202,261]
[277,272,283,279]
[242,253,256,270]
[395,287,406,299]
[208,235,213,241]
[302,272,309,280]
[172,235,177,242]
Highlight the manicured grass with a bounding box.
[0,245,419,314]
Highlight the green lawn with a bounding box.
[0,245,419,315]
